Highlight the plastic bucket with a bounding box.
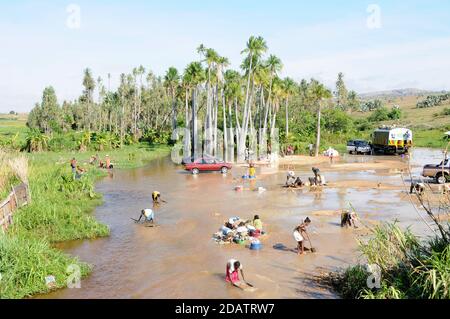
[221,226,232,235]
[250,241,262,250]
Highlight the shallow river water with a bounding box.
[41,148,446,299]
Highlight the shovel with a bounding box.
[305,233,317,253]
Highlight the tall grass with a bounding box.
[0,150,25,198]
[329,223,450,299]
[0,234,90,299]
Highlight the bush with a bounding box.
[322,109,354,133]
[388,106,402,120]
[47,133,78,152]
[141,129,171,145]
[368,106,402,122]
[368,107,390,122]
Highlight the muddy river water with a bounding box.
[42,148,446,299]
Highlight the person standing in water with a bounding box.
[248,164,256,179]
[293,217,311,255]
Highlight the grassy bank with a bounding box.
[0,143,170,299]
[325,223,450,299]
[413,129,448,149]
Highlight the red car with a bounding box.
[184,157,233,175]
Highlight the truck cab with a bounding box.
[423,159,450,184]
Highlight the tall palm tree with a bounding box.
[216,56,230,159]
[184,62,205,158]
[82,68,95,131]
[164,67,180,130]
[282,77,296,137]
[239,36,268,159]
[263,55,283,135]
[310,80,332,157]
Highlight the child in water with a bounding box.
[248,164,256,179]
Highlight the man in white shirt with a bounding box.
[137,209,155,224]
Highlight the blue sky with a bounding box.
[1,0,450,112]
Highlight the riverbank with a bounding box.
[0,143,170,299]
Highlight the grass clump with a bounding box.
[0,234,90,299]
[327,223,450,299]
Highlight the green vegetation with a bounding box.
[414,129,448,149]
[0,143,169,299]
[417,93,450,108]
[367,106,402,122]
[328,223,449,299]
[0,235,91,299]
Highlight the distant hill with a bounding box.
[359,88,446,100]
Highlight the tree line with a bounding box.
[27,36,368,159]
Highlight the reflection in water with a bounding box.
[42,148,442,299]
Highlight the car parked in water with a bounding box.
[422,158,450,184]
[184,157,233,175]
[347,140,372,155]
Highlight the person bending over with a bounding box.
[137,208,155,224]
[226,259,247,289]
[293,217,311,255]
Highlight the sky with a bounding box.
[1,0,450,112]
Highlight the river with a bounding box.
[41,148,446,299]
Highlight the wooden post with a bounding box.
[12,185,19,208]
[26,183,31,205]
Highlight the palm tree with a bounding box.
[82,68,95,131]
[216,56,230,159]
[310,80,332,157]
[164,67,180,130]
[184,62,205,159]
[263,55,283,136]
[199,47,220,156]
[282,77,296,137]
[239,36,268,160]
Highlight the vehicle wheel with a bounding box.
[436,174,447,185]
[221,167,228,174]
[192,168,200,175]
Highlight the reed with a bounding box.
[328,223,450,299]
